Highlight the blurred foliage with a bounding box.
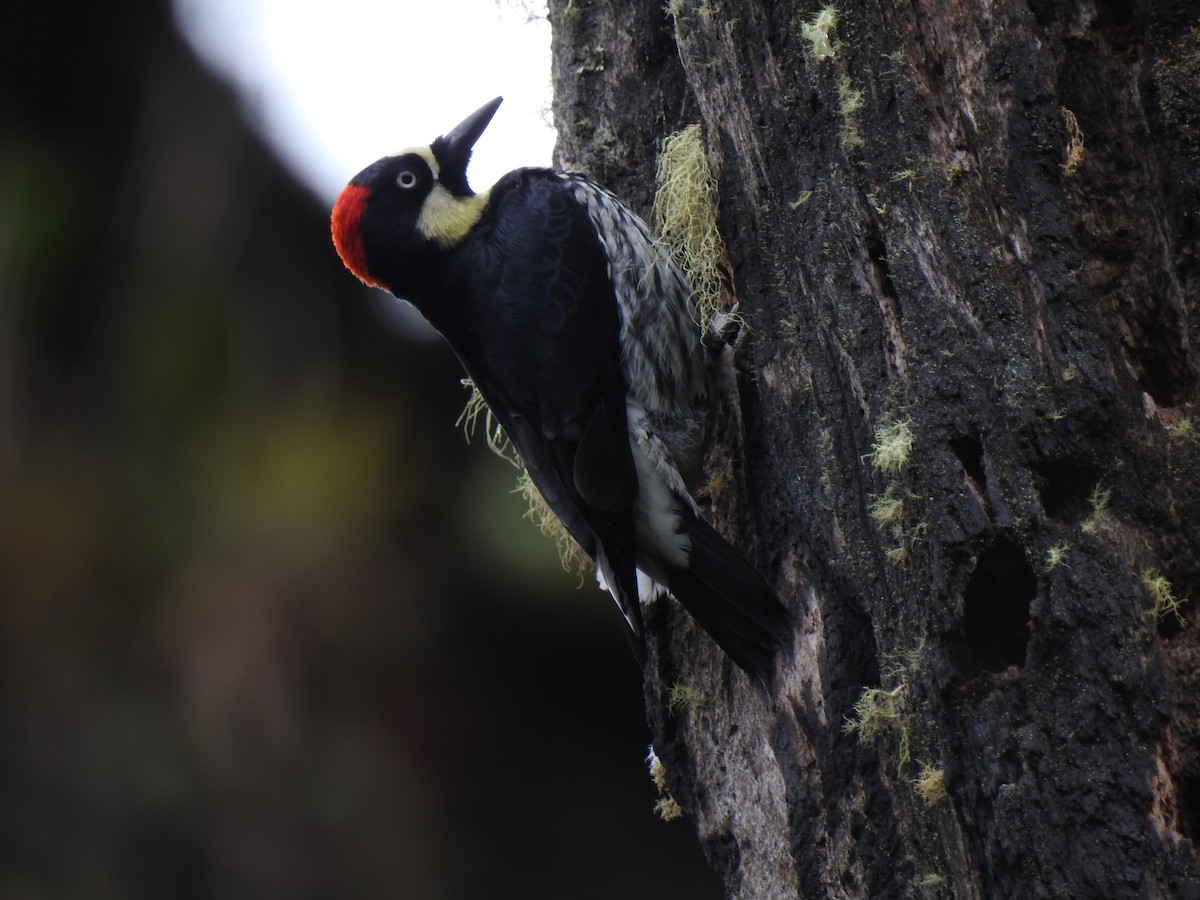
[0,2,720,897]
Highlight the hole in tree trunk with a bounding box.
[955,538,1037,676]
[1125,335,1194,409]
[1179,773,1200,848]
[1032,459,1099,523]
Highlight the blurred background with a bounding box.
[0,1,721,896]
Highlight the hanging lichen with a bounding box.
[456,377,520,467]
[652,123,733,334]
[458,378,588,575]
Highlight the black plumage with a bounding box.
[332,98,790,688]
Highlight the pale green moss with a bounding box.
[1080,481,1111,535]
[514,467,589,576]
[654,796,684,821]
[653,124,732,335]
[1061,106,1085,177]
[1168,416,1194,438]
[647,746,668,792]
[1045,541,1071,570]
[868,486,906,536]
[459,379,589,575]
[913,763,946,806]
[867,419,914,475]
[1141,567,1189,626]
[647,746,683,820]
[844,684,910,765]
[667,681,704,715]
[801,6,839,61]
[837,75,865,150]
[457,378,519,466]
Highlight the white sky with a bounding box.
[173,0,556,202]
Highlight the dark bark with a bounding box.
[550,0,1200,896]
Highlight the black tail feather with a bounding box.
[664,512,792,688]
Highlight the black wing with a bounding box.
[448,172,644,634]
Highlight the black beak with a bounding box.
[432,96,503,196]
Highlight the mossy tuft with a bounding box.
[912,763,946,805]
[801,6,839,61]
[867,419,914,475]
[1060,107,1086,177]
[647,746,684,821]
[1045,541,1071,570]
[1141,567,1189,626]
[653,124,732,335]
[844,684,911,764]
[459,379,589,575]
[667,680,704,715]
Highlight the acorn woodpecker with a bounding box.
[331,97,790,687]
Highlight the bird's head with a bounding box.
[331,96,503,292]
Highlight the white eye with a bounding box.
[396,170,418,189]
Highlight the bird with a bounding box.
[331,97,790,688]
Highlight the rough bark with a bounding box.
[550,0,1200,897]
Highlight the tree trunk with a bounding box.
[550,0,1200,896]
